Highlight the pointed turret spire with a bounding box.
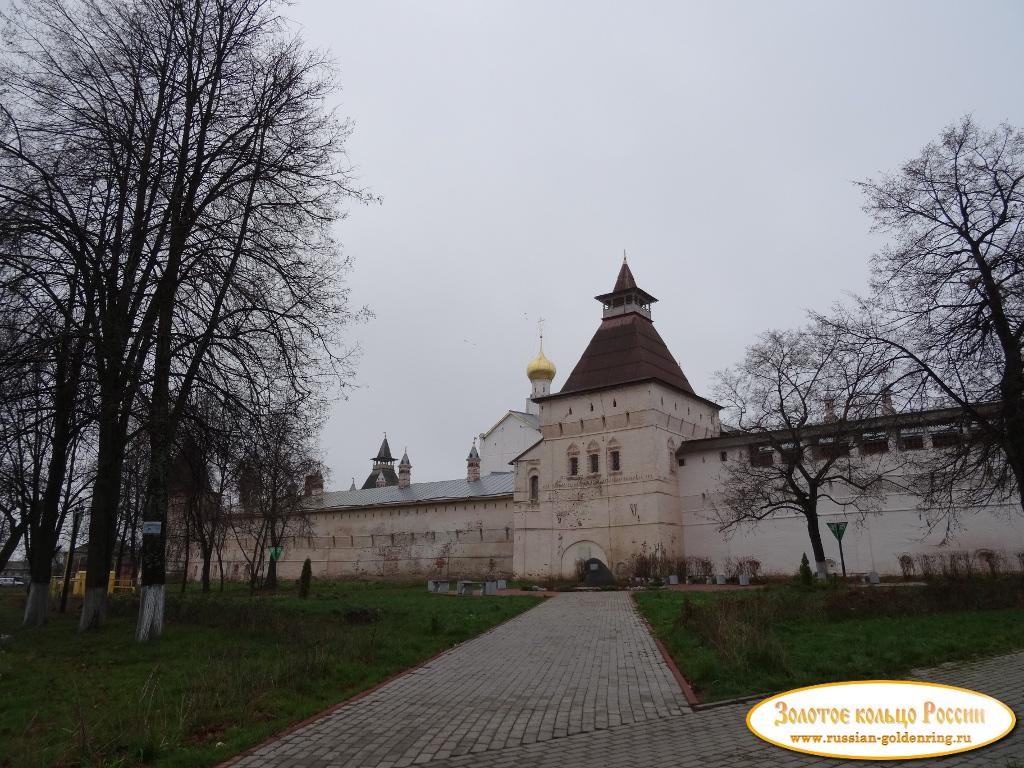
[555,259,694,398]
[398,448,412,488]
[349,478,356,491]
[362,433,400,489]
[372,433,395,464]
[466,438,481,482]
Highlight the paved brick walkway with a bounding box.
[231,593,1023,768]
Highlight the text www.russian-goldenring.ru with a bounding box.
[790,732,973,747]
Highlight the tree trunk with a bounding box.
[265,555,277,591]
[805,510,829,579]
[23,582,49,626]
[80,412,126,631]
[201,544,212,593]
[59,508,83,614]
[136,584,164,642]
[0,521,26,573]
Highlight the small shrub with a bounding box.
[897,553,915,580]
[916,553,940,580]
[299,558,312,599]
[631,542,669,581]
[684,556,714,582]
[942,551,972,579]
[739,558,761,581]
[799,553,812,587]
[975,549,1002,578]
[574,558,588,583]
[1018,551,1024,573]
[723,557,739,580]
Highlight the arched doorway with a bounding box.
[560,540,609,579]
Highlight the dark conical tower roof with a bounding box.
[372,435,395,463]
[555,260,694,398]
[612,259,638,292]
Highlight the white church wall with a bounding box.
[479,413,541,475]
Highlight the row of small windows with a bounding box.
[565,441,622,476]
[713,427,967,468]
[528,439,680,501]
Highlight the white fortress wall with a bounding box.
[678,442,1024,577]
[199,496,515,582]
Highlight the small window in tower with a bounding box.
[589,453,599,474]
[529,475,539,503]
[610,450,620,471]
[590,403,594,411]
[720,450,728,462]
[678,456,686,467]
[569,456,579,476]
[612,399,617,407]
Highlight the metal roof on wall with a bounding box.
[312,471,514,510]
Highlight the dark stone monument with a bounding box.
[583,557,615,586]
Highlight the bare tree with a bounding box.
[169,395,237,593]
[712,323,904,578]
[231,391,320,592]
[834,117,1024,521]
[0,251,92,624]
[1,0,368,636]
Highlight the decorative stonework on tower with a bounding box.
[466,439,481,482]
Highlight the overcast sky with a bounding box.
[282,0,1024,487]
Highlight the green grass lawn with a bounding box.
[0,582,542,768]
[634,586,1024,703]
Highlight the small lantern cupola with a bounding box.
[594,254,657,321]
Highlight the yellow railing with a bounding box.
[49,570,136,597]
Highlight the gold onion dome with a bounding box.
[527,339,556,381]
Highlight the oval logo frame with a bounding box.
[746,680,1016,760]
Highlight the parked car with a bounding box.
[0,576,26,586]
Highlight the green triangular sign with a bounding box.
[826,522,848,541]
[269,546,284,561]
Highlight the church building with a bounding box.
[211,260,1024,583]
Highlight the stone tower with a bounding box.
[362,434,399,489]
[511,258,722,579]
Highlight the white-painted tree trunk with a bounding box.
[136,584,165,642]
[22,582,49,626]
[815,560,829,579]
[78,587,108,631]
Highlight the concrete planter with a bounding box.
[739,574,750,586]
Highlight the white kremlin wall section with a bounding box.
[197,498,516,582]
[678,445,1024,578]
